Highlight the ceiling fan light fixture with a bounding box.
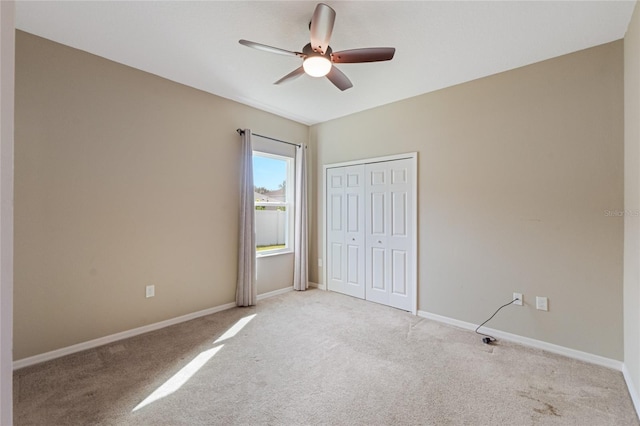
[303,55,331,77]
[239,3,395,90]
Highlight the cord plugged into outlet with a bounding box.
[475,297,520,344]
[513,293,523,306]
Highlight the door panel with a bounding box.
[391,192,407,236]
[391,249,408,296]
[330,194,342,231]
[365,163,390,306]
[347,171,360,188]
[330,242,342,281]
[371,247,386,290]
[391,168,407,185]
[371,170,385,185]
[346,193,360,233]
[365,159,414,311]
[327,168,346,294]
[387,160,413,310]
[326,165,365,299]
[330,174,343,188]
[370,192,386,235]
[347,244,360,284]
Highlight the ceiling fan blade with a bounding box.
[274,67,306,85]
[331,47,396,64]
[239,39,303,57]
[310,3,336,55]
[326,66,353,91]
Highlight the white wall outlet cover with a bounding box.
[536,296,548,311]
[146,285,155,298]
[513,293,523,306]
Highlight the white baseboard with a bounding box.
[309,281,326,290]
[257,285,293,300]
[623,363,640,420]
[417,310,623,371]
[14,286,295,370]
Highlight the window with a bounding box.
[253,151,294,255]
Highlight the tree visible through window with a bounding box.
[253,152,293,255]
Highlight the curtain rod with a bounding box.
[236,129,301,148]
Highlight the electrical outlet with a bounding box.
[513,293,523,306]
[536,296,548,311]
[146,285,155,298]
[318,258,323,267]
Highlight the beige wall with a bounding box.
[14,31,308,360]
[14,28,628,364]
[625,0,640,405]
[312,41,624,360]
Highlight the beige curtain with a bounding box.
[293,145,308,291]
[236,129,257,306]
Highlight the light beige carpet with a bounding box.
[14,289,639,425]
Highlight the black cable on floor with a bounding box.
[475,298,519,344]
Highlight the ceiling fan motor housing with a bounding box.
[303,43,332,58]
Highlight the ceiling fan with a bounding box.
[239,3,395,91]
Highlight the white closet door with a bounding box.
[365,159,414,311]
[326,165,365,299]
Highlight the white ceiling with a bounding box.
[15,1,636,125]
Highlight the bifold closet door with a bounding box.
[365,159,414,311]
[326,165,365,299]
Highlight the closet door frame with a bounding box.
[322,152,418,315]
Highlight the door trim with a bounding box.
[322,152,418,315]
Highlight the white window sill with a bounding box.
[256,250,293,259]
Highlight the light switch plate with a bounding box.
[536,296,548,311]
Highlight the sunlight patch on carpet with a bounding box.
[132,345,224,412]
[213,314,257,344]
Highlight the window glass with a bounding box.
[253,152,293,255]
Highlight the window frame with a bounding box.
[253,151,294,257]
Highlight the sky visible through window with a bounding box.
[253,155,286,191]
